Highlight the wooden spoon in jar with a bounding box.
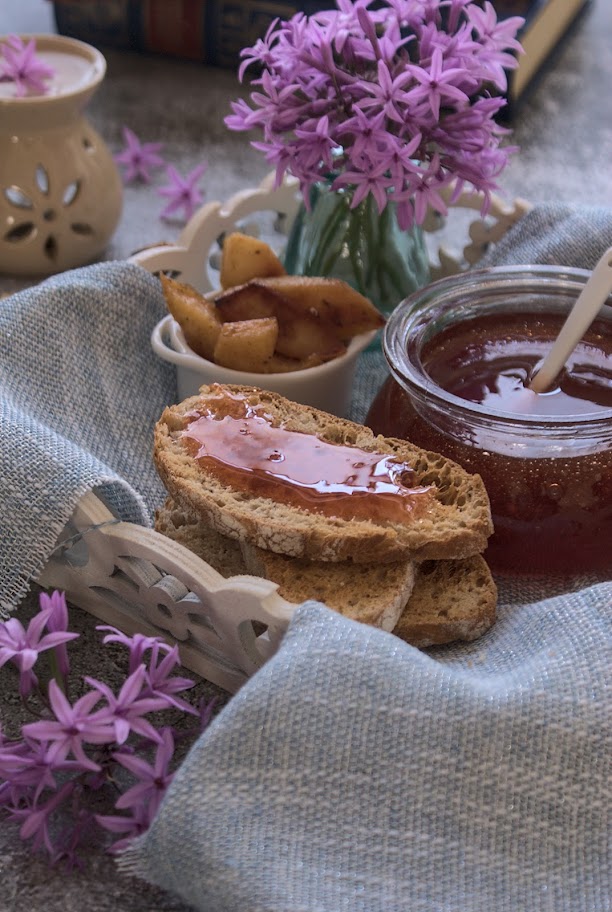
[528,247,612,393]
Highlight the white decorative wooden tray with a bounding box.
[38,174,531,693]
[39,491,295,694]
[128,170,531,292]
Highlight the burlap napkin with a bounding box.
[121,592,610,912]
[0,262,174,615]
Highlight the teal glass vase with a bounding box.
[283,181,431,319]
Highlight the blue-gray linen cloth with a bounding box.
[0,204,611,911]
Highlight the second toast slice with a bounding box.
[156,498,416,631]
[154,498,496,646]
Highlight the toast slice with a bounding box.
[393,556,497,648]
[155,497,245,578]
[239,542,415,632]
[155,499,415,631]
[153,384,493,564]
[154,499,496,646]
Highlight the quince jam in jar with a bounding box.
[366,267,612,576]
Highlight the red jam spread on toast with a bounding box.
[180,389,433,522]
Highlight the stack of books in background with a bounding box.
[494,0,592,111]
[51,0,593,115]
[51,0,333,68]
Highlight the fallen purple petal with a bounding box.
[157,162,208,223]
[0,35,55,97]
[114,126,166,184]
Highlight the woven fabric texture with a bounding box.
[478,203,612,270]
[0,262,175,615]
[121,592,611,912]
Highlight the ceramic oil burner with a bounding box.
[0,34,122,277]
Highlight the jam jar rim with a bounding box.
[383,264,612,431]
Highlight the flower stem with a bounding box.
[285,179,431,317]
[47,648,66,695]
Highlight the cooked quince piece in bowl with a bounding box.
[255,276,385,337]
[262,351,331,373]
[274,306,347,360]
[213,281,286,323]
[215,277,378,357]
[212,317,279,371]
[160,273,221,361]
[220,232,286,289]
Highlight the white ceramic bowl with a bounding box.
[151,315,377,416]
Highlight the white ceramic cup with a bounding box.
[151,314,377,416]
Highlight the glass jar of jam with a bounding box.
[366,266,612,576]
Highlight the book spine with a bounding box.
[52,0,330,67]
[142,0,207,61]
[53,0,139,52]
[204,0,329,68]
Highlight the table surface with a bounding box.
[1,1,612,909]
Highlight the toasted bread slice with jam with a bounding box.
[153,384,493,564]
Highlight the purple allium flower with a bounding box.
[22,679,113,770]
[0,35,55,97]
[15,781,75,856]
[197,696,217,733]
[0,735,84,804]
[225,0,524,226]
[157,163,208,223]
[98,626,164,672]
[84,665,172,745]
[141,642,197,714]
[40,589,72,681]
[0,606,78,697]
[466,1,524,90]
[98,626,197,715]
[114,126,166,184]
[405,47,469,122]
[113,727,175,819]
[0,596,216,868]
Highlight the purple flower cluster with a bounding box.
[0,591,214,867]
[226,1,524,229]
[0,35,55,97]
